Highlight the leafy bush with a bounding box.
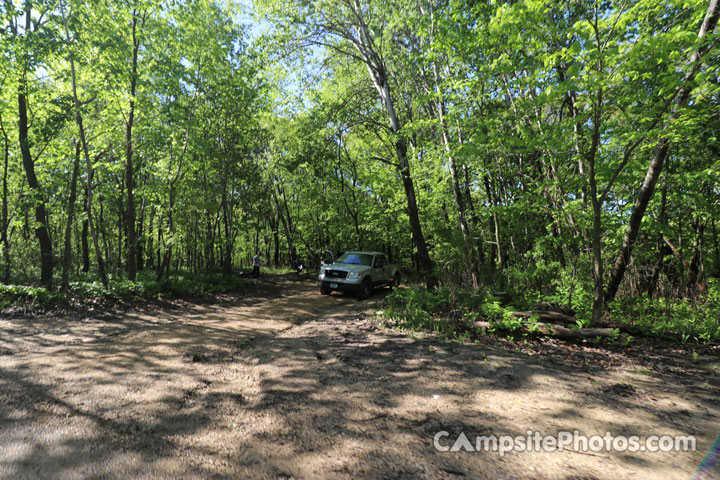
[385,286,450,334]
[0,284,63,308]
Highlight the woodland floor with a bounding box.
[0,276,719,479]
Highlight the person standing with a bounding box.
[252,252,262,278]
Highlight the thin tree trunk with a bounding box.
[164,185,175,284]
[125,9,145,281]
[337,159,362,250]
[484,175,502,271]
[419,4,477,286]
[462,162,485,267]
[61,142,81,289]
[0,112,10,283]
[270,214,280,267]
[647,173,669,299]
[80,135,106,285]
[273,185,296,266]
[687,218,707,295]
[605,0,720,302]
[587,88,604,324]
[81,216,89,273]
[220,178,233,275]
[347,4,435,285]
[146,210,154,270]
[712,217,720,276]
[436,94,477,285]
[61,7,108,285]
[136,192,145,271]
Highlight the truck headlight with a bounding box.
[347,272,360,279]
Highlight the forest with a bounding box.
[1,0,719,339]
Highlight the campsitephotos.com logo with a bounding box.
[433,430,697,458]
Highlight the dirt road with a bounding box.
[0,278,718,479]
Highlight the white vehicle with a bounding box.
[318,251,400,299]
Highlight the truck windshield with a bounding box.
[335,253,373,266]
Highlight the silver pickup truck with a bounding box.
[318,251,400,299]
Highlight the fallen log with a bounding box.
[530,302,576,316]
[490,291,513,306]
[512,310,578,326]
[473,320,616,339]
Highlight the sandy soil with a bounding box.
[0,277,718,479]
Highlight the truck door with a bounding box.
[321,250,334,267]
[373,254,389,283]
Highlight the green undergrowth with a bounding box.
[382,281,720,345]
[382,285,524,339]
[606,278,720,344]
[0,271,257,310]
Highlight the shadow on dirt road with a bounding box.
[0,277,717,479]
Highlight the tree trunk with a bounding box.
[270,213,280,267]
[125,10,144,281]
[462,162,485,267]
[81,216,90,273]
[61,7,108,285]
[414,2,477,284]
[587,83,604,325]
[61,142,81,289]
[18,75,53,288]
[117,176,124,271]
[437,101,477,285]
[136,195,145,271]
[164,184,176,284]
[220,182,233,275]
[273,185,296,266]
[605,139,670,302]
[391,112,434,284]
[712,218,720,276]
[0,112,10,283]
[427,30,478,286]
[146,210,154,270]
[588,152,604,323]
[605,0,720,302]
[346,5,435,285]
[687,217,706,295]
[484,175,502,271]
[646,173,669,298]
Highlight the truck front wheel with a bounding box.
[358,278,372,300]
